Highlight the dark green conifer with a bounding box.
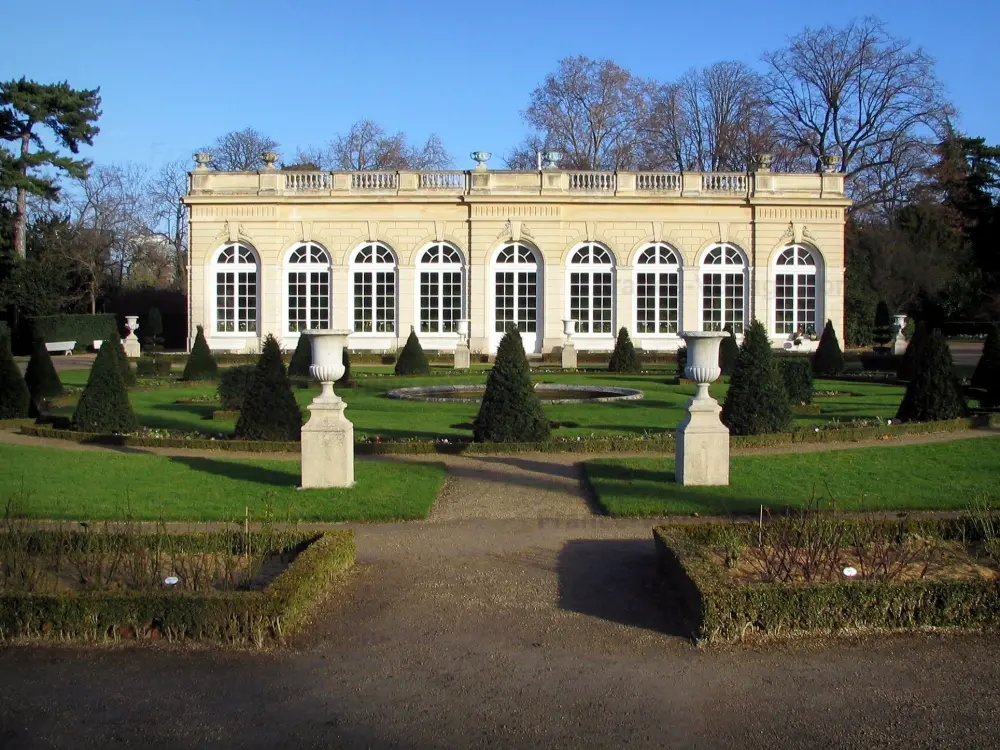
[971,324,1000,404]
[608,327,641,373]
[721,319,791,435]
[896,321,930,382]
[73,340,138,433]
[873,301,892,346]
[473,327,549,443]
[182,325,219,381]
[111,338,136,387]
[234,334,302,441]
[337,349,354,387]
[719,324,739,376]
[394,328,430,376]
[288,334,312,378]
[896,329,967,422]
[24,335,63,413]
[811,320,845,376]
[0,331,30,419]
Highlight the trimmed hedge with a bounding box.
[778,358,814,405]
[28,314,118,348]
[0,530,355,646]
[654,520,1000,644]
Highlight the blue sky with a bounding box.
[4,0,999,171]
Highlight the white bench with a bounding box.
[45,341,76,356]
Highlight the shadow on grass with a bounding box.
[557,538,690,639]
[168,456,298,487]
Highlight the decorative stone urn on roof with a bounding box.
[675,330,731,486]
[300,330,354,488]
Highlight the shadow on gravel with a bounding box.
[557,538,690,639]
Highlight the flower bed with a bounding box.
[654,518,1000,644]
[0,528,355,646]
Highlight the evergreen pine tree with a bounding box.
[182,325,219,381]
[719,324,739,376]
[896,329,967,422]
[721,319,791,435]
[73,340,138,433]
[234,334,302,441]
[873,301,892,346]
[288,334,312,378]
[394,328,430,376]
[111,338,136,386]
[473,327,550,442]
[0,331,30,419]
[971,324,1000,394]
[896,320,930,381]
[24,335,63,414]
[811,320,845,376]
[608,327,641,373]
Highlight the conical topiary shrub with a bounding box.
[288,334,312,378]
[0,332,30,419]
[608,327,641,373]
[183,325,219,381]
[234,334,302,441]
[896,329,967,422]
[896,321,930,382]
[110,338,136,387]
[394,328,430,376]
[811,320,845,376]
[73,340,138,433]
[721,319,791,435]
[719,324,739,376]
[24,335,64,408]
[336,349,354,387]
[473,327,550,443]
[676,345,687,380]
[873,301,892,347]
[971,324,1000,395]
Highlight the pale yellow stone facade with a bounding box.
[182,162,850,355]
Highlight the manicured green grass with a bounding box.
[55,367,912,441]
[585,437,1000,516]
[0,444,446,522]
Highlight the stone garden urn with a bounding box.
[123,315,141,358]
[561,318,577,369]
[454,319,471,369]
[675,331,731,486]
[301,330,354,488]
[563,318,576,339]
[892,314,908,355]
[456,318,470,343]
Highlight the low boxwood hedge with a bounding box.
[0,529,355,646]
[654,520,1000,644]
[28,314,119,348]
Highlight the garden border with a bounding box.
[0,529,355,646]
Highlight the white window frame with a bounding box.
[349,242,398,335]
[490,242,543,353]
[773,245,821,338]
[566,243,616,337]
[633,243,682,336]
[699,243,749,334]
[415,243,465,336]
[212,243,260,336]
[284,242,332,336]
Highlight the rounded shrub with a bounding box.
[183,325,219,381]
[896,329,967,422]
[288,334,312,378]
[608,327,641,373]
[218,364,256,411]
[73,340,138,433]
[721,319,791,435]
[0,332,30,419]
[473,327,550,443]
[778,357,814,404]
[394,329,430,376]
[719,324,739,376]
[24,335,64,411]
[234,334,302,441]
[811,320,845,376]
[971,324,1000,403]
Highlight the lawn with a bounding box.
[54,366,911,441]
[0,443,446,522]
[584,436,1000,517]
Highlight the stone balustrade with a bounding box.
[190,166,845,199]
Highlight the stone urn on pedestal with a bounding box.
[892,314,908,355]
[123,315,141,358]
[301,330,354,489]
[675,331,731,486]
[561,318,577,369]
[454,318,471,369]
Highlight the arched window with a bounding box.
[350,243,397,334]
[214,243,259,334]
[567,244,615,334]
[492,242,542,352]
[417,243,464,333]
[634,244,681,334]
[774,245,819,336]
[700,244,747,334]
[286,243,331,333]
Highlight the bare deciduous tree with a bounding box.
[502,134,548,170]
[148,158,188,289]
[202,127,279,171]
[298,120,452,171]
[763,17,953,214]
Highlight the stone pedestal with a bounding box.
[676,394,730,486]
[123,335,141,359]
[454,343,471,369]
[561,343,577,369]
[301,396,354,488]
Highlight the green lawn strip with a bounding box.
[585,436,1000,516]
[0,444,446,522]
